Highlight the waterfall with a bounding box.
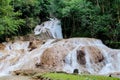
[0,39,55,76]
[0,18,120,77]
[34,18,63,39]
[63,38,120,74]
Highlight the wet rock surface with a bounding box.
[0,43,5,50]
[77,50,86,65]
[0,38,120,76]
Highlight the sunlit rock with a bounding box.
[0,43,5,50]
[0,38,120,76]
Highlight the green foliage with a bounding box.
[10,0,50,35]
[0,0,24,41]
[47,0,120,48]
[10,0,42,35]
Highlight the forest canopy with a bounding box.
[0,0,120,48]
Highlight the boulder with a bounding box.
[77,50,86,65]
[85,46,104,63]
[40,45,68,69]
[0,43,5,50]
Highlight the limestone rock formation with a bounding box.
[0,38,120,76]
[0,43,5,50]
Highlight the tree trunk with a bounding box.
[96,0,99,7]
[117,10,120,23]
[71,16,75,37]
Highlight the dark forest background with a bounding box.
[0,0,120,48]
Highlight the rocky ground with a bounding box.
[0,69,48,80]
[0,76,34,80]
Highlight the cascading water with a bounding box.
[0,18,120,77]
[34,18,63,39]
[0,39,55,76]
[63,38,120,74]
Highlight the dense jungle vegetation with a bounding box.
[0,0,120,48]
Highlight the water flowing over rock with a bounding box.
[0,38,120,76]
[34,18,63,39]
[0,19,120,77]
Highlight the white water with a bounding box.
[34,18,63,39]
[0,18,120,76]
[63,39,120,74]
[0,38,120,76]
[0,39,55,76]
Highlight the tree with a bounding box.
[10,0,41,35]
[11,0,50,35]
[0,0,24,41]
[48,0,120,48]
